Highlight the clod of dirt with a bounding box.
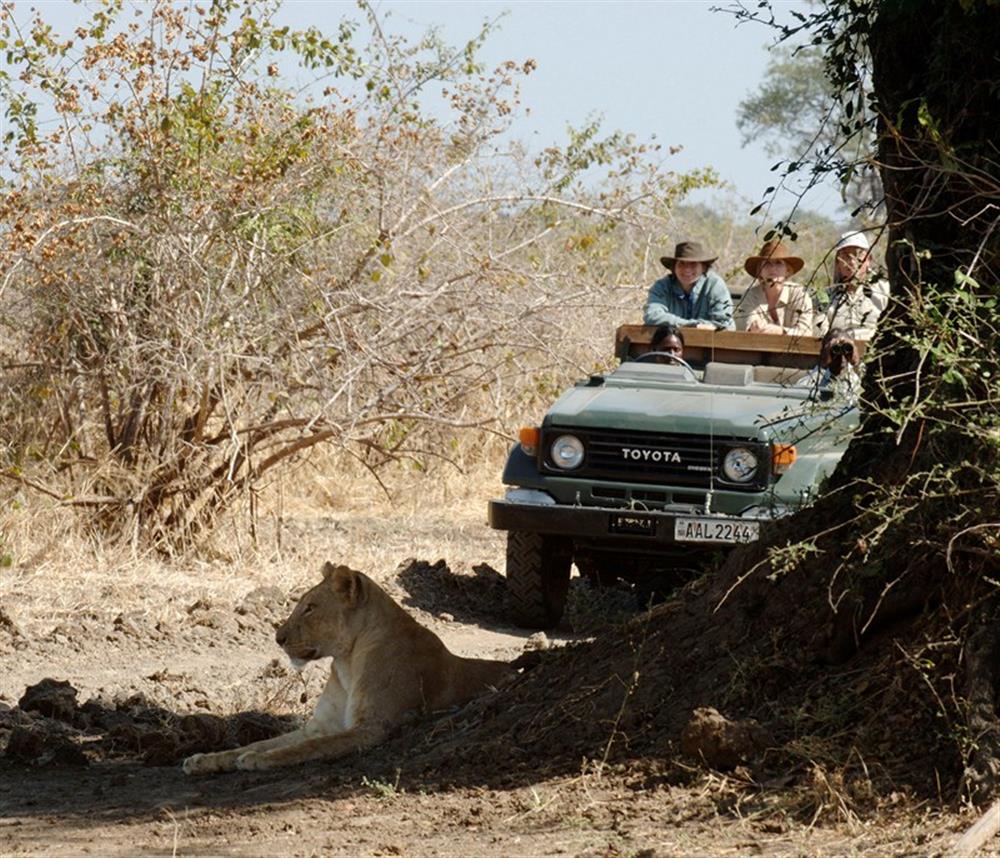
[113,611,158,639]
[105,722,148,755]
[5,725,89,766]
[0,606,22,638]
[238,585,288,621]
[186,600,237,634]
[260,658,290,679]
[0,702,34,729]
[140,729,186,767]
[680,706,772,771]
[94,706,293,766]
[18,679,79,722]
[104,722,191,767]
[179,713,228,746]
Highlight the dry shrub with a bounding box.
[0,1,717,554]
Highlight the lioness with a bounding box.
[183,562,511,773]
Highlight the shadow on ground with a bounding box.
[395,556,642,636]
[395,558,510,626]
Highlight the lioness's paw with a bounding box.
[235,750,272,771]
[182,753,206,775]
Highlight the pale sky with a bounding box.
[279,0,841,219]
[15,0,842,219]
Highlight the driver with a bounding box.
[647,324,685,363]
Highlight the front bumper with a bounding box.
[487,498,759,547]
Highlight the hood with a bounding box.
[544,370,856,445]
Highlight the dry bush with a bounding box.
[0,1,717,554]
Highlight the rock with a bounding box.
[680,706,771,770]
[18,679,79,722]
[525,632,550,651]
[438,612,455,622]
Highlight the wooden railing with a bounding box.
[614,325,868,369]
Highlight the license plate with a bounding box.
[609,512,656,536]
[674,517,759,544]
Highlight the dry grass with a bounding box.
[0,445,511,636]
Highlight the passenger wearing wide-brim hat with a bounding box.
[817,230,889,341]
[643,240,734,330]
[733,239,814,336]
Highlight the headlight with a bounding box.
[722,447,759,483]
[550,434,585,470]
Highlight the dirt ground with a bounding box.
[0,510,992,856]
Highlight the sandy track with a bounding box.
[0,512,973,856]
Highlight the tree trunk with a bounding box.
[738,0,1000,801]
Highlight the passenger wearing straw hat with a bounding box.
[642,241,734,330]
[733,239,814,335]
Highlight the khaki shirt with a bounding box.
[733,281,815,335]
[817,285,883,340]
[869,277,891,313]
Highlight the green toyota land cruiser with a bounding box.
[487,325,862,628]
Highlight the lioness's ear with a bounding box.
[326,563,364,607]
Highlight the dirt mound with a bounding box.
[351,542,964,808]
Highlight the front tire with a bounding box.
[505,531,571,629]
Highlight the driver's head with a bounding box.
[650,324,685,360]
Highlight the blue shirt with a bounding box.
[642,270,735,329]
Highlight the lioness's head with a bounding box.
[275,562,371,669]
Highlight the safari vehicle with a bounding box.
[488,326,864,628]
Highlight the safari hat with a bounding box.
[743,239,804,278]
[660,241,718,271]
[834,231,870,253]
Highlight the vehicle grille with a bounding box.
[542,426,766,490]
